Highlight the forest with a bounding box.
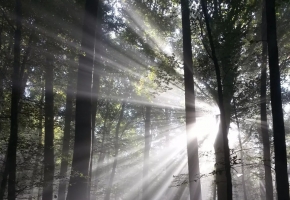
[0,0,290,199]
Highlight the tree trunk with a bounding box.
[42,55,55,200]
[200,0,232,199]
[142,106,151,200]
[94,102,110,196]
[214,116,230,200]
[28,85,44,200]
[57,71,74,200]
[0,27,34,199]
[66,0,100,199]
[104,102,125,200]
[260,2,274,200]
[180,0,202,199]
[89,4,102,197]
[265,0,290,199]
[233,99,247,200]
[6,0,22,199]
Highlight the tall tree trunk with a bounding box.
[265,0,290,199]
[66,0,100,199]
[142,106,151,200]
[57,71,74,200]
[104,102,125,200]
[180,0,202,199]
[260,2,274,200]
[89,4,102,197]
[28,85,44,200]
[6,0,22,199]
[42,55,55,200]
[233,99,247,200]
[200,0,232,200]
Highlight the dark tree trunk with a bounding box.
[200,0,232,199]
[57,71,74,200]
[214,116,230,200]
[265,0,290,199]
[142,106,151,200]
[180,0,202,199]
[42,55,55,200]
[104,102,125,200]
[66,0,100,199]
[260,3,274,200]
[6,0,22,199]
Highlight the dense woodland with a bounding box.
[0,0,290,199]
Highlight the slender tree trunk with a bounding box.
[66,0,100,199]
[89,31,101,200]
[89,4,102,197]
[57,71,74,200]
[28,85,44,200]
[94,103,110,195]
[142,106,151,200]
[6,0,22,199]
[104,102,125,200]
[260,3,274,200]
[200,0,232,199]
[42,55,55,200]
[265,0,290,199]
[233,99,247,200]
[180,0,202,199]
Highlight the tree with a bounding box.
[265,0,290,199]
[57,68,74,200]
[104,102,125,200]
[200,0,232,199]
[66,0,100,199]
[42,55,55,200]
[260,2,274,200]
[6,0,22,199]
[180,0,202,199]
